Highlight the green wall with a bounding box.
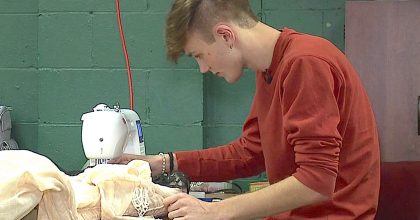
[0,0,345,172]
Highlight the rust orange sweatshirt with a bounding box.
[175,28,380,219]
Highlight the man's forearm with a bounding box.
[211,176,328,220]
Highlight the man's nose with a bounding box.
[197,60,210,73]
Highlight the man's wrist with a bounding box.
[158,152,167,175]
[165,152,178,173]
[165,153,171,173]
[168,152,174,173]
[172,152,178,171]
[156,152,178,175]
[208,201,234,220]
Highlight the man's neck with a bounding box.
[238,22,281,72]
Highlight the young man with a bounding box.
[110,0,381,219]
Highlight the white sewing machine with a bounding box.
[81,103,145,167]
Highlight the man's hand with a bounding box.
[108,153,142,164]
[108,153,163,176]
[164,193,231,220]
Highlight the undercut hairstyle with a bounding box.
[165,0,259,63]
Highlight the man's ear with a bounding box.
[213,23,236,48]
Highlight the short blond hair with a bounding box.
[165,0,258,63]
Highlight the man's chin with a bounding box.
[221,70,243,84]
[224,76,240,84]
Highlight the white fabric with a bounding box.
[0,150,178,220]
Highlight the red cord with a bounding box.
[116,0,134,110]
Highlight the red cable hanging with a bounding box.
[116,0,134,110]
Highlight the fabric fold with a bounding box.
[0,150,178,220]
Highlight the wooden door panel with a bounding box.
[345,1,420,161]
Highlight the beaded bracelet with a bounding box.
[158,152,166,175]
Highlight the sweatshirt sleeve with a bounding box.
[282,56,342,197]
[175,100,265,182]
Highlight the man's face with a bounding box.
[184,32,244,84]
